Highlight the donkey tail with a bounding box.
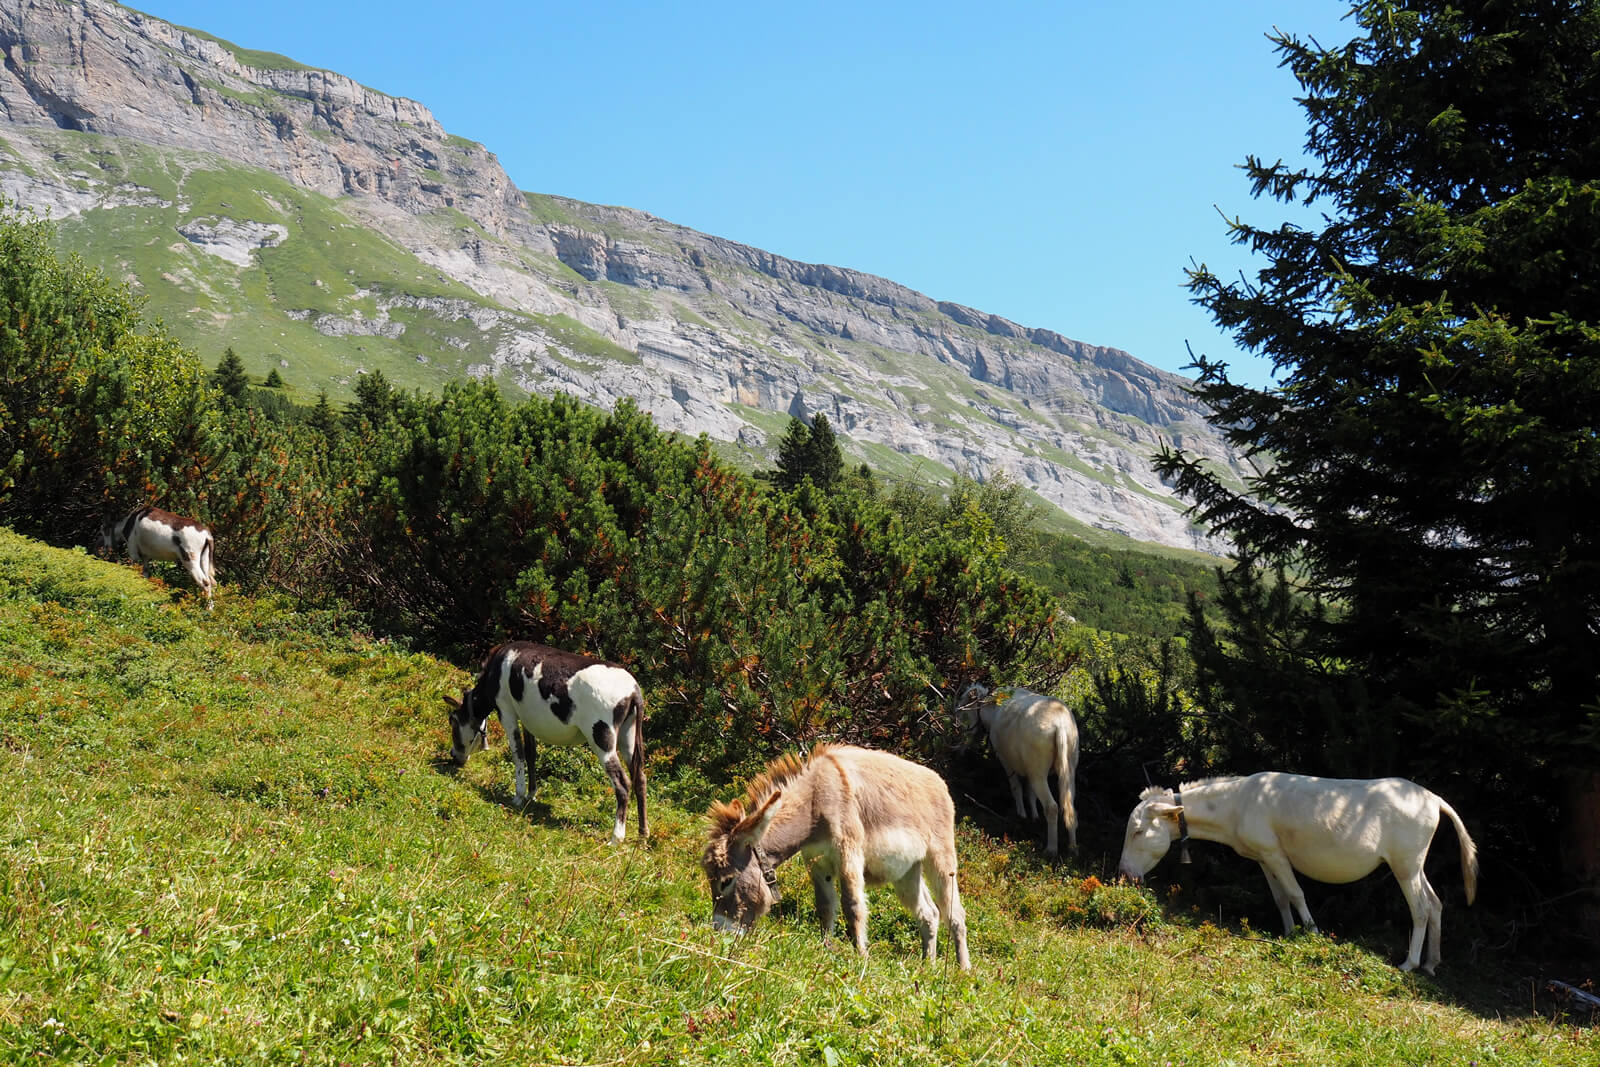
[629,689,648,840]
[1054,722,1079,846]
[1440,798,1479,905]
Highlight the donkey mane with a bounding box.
[1138,775,1241,803]
[704,744,832,840]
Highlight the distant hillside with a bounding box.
[0,0,1249,553]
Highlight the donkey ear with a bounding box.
[731,788,784,847]
[443,694,462,711]
[1148,801,1184,823]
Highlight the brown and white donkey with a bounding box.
[100,506,216,609]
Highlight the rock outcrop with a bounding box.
[0,0,1248,553]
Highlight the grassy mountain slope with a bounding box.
[0,530,1590,1064]
[1,130,557,400]
[2,121,1217,555]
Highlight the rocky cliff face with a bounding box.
[0,0,1248,554]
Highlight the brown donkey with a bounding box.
[701,744,970,969]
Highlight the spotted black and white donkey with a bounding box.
[100,505,216,610]
[445,642,647,843]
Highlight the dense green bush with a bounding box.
[332,382,1070,775]
[0,200,1082,782]
[0,201,321,591]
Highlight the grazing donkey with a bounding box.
[702,744,970,969]
[100,506,216,610]
[957,683,1079,854]
[1118,773,1479,974]
[445,642,646,843]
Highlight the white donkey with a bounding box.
[957,683,1079,854]
[445,642,646,842]
[1118,772,1479,974]
[100,506,216,609]
[702,744,971,969]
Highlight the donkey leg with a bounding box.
[1258,862,1296,935]
[521,730,539,798]
[839,853,870,957]
[810,859,840,938]
[1392,865,1432,973]
[930,849,971,971]
[600,753,630,844]
[1422,876,1443,975]
[894,864,942,962]
[625,711,647,840]
[501,709,528,804]
[1260,852,1317,933]
[1030,774,1060,856]
[1006,771,1029,818]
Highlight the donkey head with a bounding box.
[701,790,784,934]
[443,691,490,767]
[1117,788,1184,882]
[98,515,123,559]
[955,682,992,729]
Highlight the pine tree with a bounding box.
[263,368,285,389]
[308,388,338,439]
[214,347,250,402]
[770,413,844,492]
[345,369,396,431]
[1158,0,1600,939]
[771,416,811,491]
[803,412,844,491]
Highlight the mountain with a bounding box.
[0,0,1248,554]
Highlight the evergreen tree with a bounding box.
[308,388,338,439]
[803,412,844,491]
[771,416,811,491]
[263,368,285,389]
[345,369,396,431]
[214,347,250,402]
[771,412,844,491]
[1158,1,1600,938]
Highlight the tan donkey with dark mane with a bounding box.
[701,744,970,969]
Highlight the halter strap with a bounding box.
[754,845,781,900]
[1173,787,1192,864]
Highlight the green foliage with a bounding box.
[213,346,250,402]
[888,473,1043,574]
[1023,532,1220,640]
[262,368,284,389]
[1079,637,1208,788]
[335,385,1066,775]
[308,388,338,439]
[345,368,397,432]
[768,412,845,492]
[0,201,338,592]
[1158,0,1600,918]
[0,199,211,541]
[0,191,1070,783]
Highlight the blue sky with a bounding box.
[133,1,1359,390]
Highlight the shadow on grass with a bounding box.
[431,749,611,838]
[1140,856,1599,1026]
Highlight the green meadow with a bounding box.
[0,529,1592,1064]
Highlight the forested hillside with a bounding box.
[0,198,1212,791]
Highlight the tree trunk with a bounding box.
[1563,768,1600,947]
